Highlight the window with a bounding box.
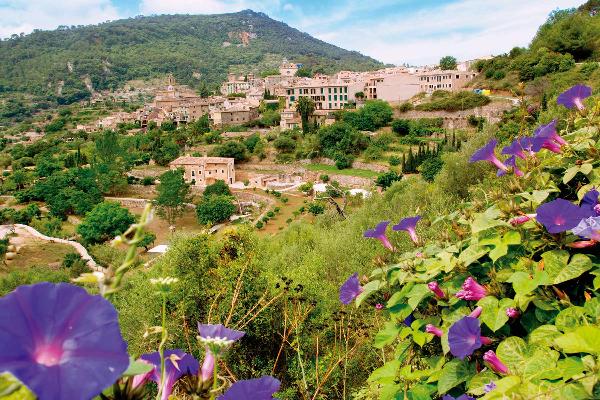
[328,88,331,93]
[456,75,460,79]
[329,103,332,109]
[334,87,337,93]
[344,87,348,93]
[320,88,324,94]
[334,95,337,101]
[191,171,195,177]
[344,95,348,100]
[328,95,331,101]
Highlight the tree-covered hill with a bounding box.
[0,10,382,101]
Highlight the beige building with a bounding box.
[169,156,235,187]
[279,62,300,77]
[364,73,422,102]
[418,70,478,93]
[210,105,259,127]
[285,80,351,111]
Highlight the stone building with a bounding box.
[169,156,235,187]
[418,70,478,94]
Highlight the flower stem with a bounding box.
[156,294,167,400]
[210,361,218,400]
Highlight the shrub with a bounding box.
[416,91,491,112]
[375,171,403,189]
[307,202,325,216]
[203,179,231,198]
[389,156,402,166]
[320,174,330,182]
[363,145,383,161]
[392,119,411,136]
[76,201,135,244]
[334,153,354,169]
[209,141,248,162]
[266,211,275,218]
[196,195,236,225]
[397,102,414,113]
[142,176,154,186]
[255,221,264,229]
[420,156,444,182]
[273,136,296,153]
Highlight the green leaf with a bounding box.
[458,244,488,266]
[507,271,549,295]
[368,360,401,384]
[374,321,401,349]
[480,376,521,400]
[584,297,600,320]
[467,370,497,396]
[542,251,592,285]
[557,357,586,381]
[563,166,580,184]
[356,280,381,306]
[122,357,154,376]
[478,296,514,332]
[479,231,521,262]
[521,348,559,382]
[517,189,556,205]
[555,326,600,355]
[407,284,431,310]
[0,373,35,400]
[555,306,587,332]
[437,359,474,394]
[471,205,508,234]
[528,325,561,347]
[496,336,528,374]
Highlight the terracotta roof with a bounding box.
[169,156,234,166]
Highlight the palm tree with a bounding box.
[296,96,315,134]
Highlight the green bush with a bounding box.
[419,156,444,182]
[255,221,264,229]
[196,195,236,225]
[416,91,491,112]
[307,202,325,216]
[391,119,411,136]
[375,171,403,189]
[334,153,354,169]
[389,156,402,166]
[76,201,135,244]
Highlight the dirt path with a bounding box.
[0,224,103,272]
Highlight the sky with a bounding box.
[0,0,586,65]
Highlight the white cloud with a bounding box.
[0,0,120,38]
[306,0,584,65]
[139,0,281,15]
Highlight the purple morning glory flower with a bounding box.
[198,323,245,349]
[392,216,422,244]
[483,350,509,374]
[404,313,415,327]
[455,277,487,301]
[219,376,281,400]
[200,348,215,382]
[557,84,593,111]
[497,155,523,177]
[375,303,384,310]
[580,188,600,217]
[572,216,600,241]
[442,394,475,400]
[534,120,566,147]
[536,198,589,234]
[469,139,509,174]
[339,273,363,304]
[484,381,497,393]
[469,306,483,318]
[363,221,394,250]
[0,282,129,400]
[501,139,528,160]
[140,350,199,400]
[448,317,482,359]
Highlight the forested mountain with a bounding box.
[0,10,382,102]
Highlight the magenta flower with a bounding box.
[375,303,384,310]
[443,395,475,400]
[140,350,199,400]
[427,281,445,299]
[448,317,482,359]
[580,188,599,217]
[568,240,598,248]
[455,277,487,301]
[198,324,245,351]
[506,307,520,319]
[469,139,509,173]
[572,216,600,241]
[219,376,281,400]
[200,348,215,382]
[483,350,509,374]
[469,306,483,318]
[504,156,524,177]
[425,324,443,337]
[363,221,394,250]
[480,336,493,345]
[339,273,363,304]
[0,283,129,400]
[534,120,566,147]
[510,214,535,226]
[392,216,422,244]
[536,198,589,234]
[557,84,592,111]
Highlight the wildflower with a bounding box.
[484,381,497,393]
[455,277,487,301]
[404,314,415,327]
[506,307,520,319]
[534,120,567,147]
[469,306,483,318]
[580,188,600,217]
[571,216,600,241]
[469,139,509,174]
[150,276,179,293]
[500,155,524,177]
[557,84,593,111]
[427,281,445,299]
[219,376,281,400]
[363,221,394,250]
[510,214,535,226]
[501,139,528,160]
[198,324,245,354]
[0,283,129,400]
[392,216,422,244]
[375,303,384,310]
[442,395,475,400]
[139,350,199,400]
[339,273,363,305]
[480,336,493,345]
[483,350,509,374]
[425,324,443,337]
[536,198,589,234]
[200,349,215,382]
[567,240,598,248]
[448,317,482,359]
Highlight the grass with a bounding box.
[304,164,379,178]
[3,240,74,272]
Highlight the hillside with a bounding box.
[0,10,382,103]
[471,0,600,95]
